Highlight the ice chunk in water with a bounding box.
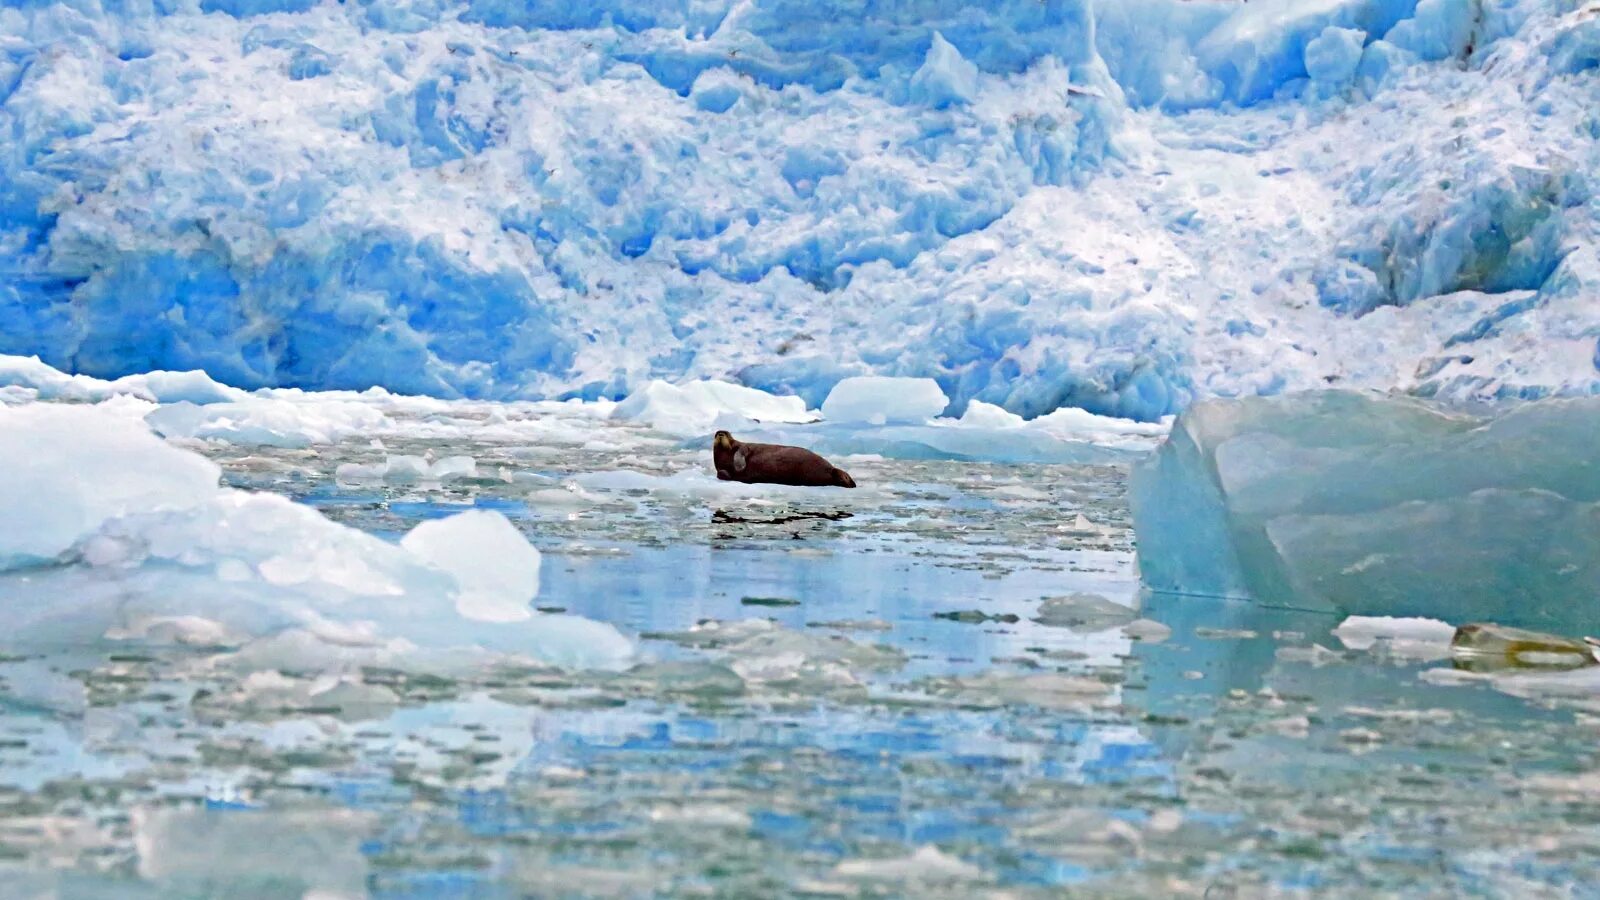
[833,845,984,884]
[1132,391,1600,630]
[146,397,390,448]
[336,454,477,483]
[0,403,630,670]
[402,510,540,623]
[135,807,374,897]
[821,377,949,425]
[0,404,220,570]
[610,380,814,436]
[0,355,243,404]
[1451,623,1597,671]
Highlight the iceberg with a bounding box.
[820,377,950,425]
[0,403,631,670]
[610,379,815,437]
[1131,391,1600,630]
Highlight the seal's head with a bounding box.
[713,430,736,452]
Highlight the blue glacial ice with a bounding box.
[1130,390,1600,630]
[2,0,1598,420]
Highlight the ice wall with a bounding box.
[1130,391,1600,630]
[1,0,1598,420]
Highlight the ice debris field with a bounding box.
[5,0,1600,421]
[5,0,1600,894]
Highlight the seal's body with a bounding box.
[713,431,856,488]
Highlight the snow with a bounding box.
[0,402,631,670]
[821,377,950,425]
[1132,391,1600,630]
[1,1,1596,420]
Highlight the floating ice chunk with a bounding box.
[1028,406,1171,443]
[1132,392,1600,630]
[109,370,247,404]
[401,510,540,623]
[833,845,984,883]
[908,32,980,108]
[821,377,949,425]
[1034,593,1138,629]
[0,356,113,402]
[104,615,245,648]
[0,355,245,404]
[0,404,220,570]
[0,403,630,671]
[1333,616,1455,651]
[1123,619,1173,642]
[1451,623,1597,671]
[135,807,375,897]
[741,420,1134,465]
[610,380,815,437]
[652,618,904,695]
[921,670,1114,711]
[335,454,477,483]
[954,400,1025,428]
[147,398,389,448]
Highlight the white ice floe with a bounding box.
[0,403,631,671]
[335,454,478,483]
[148,397,391,449]
[609,379,815,437]
[0,356,245,405]
[1334,615,1457,658]
[821,377,950,425]
[401,510,541,624]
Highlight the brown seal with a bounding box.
[713,431,856,488]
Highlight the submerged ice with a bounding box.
[1,0,1598,420]
[1131,390,1600,629]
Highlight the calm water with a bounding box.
[3,431,1598,898]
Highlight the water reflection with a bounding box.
[2,443,1599,896]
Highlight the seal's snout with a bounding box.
[713,430,735,451]
[833,469,856,489]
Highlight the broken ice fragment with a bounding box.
[1450,623,1598,671]
[1034,592,1137,629]
[1132,391,1600,630]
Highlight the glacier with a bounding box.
[2,0,1599,420]
[1130,390,1600,630]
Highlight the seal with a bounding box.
[713,431,856,488]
